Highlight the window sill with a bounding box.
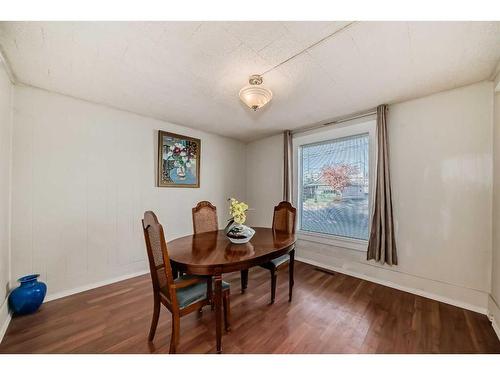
[297,230,368,252]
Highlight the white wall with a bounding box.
[245,134,283,227]
[247,81,494,312]
[490,72,500,334]
[10,85,246,299]
[0,61,12,340]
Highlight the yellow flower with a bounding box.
[228,198,249,224]
[234,213,246,224]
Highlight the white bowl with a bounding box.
[227,226,255,244]
[227,232,255,244]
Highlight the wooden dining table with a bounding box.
[167,226,296,353]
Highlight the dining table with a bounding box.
[167,226,296,353]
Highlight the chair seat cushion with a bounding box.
[173,275,230,309]
[268,254,290,267]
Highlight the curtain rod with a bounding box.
[291,108,377,136]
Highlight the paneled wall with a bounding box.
[10,86,246,298]
[491,73,500,331]
[246,81,494,312]
[245,134,283,227]
[0,62,12,340]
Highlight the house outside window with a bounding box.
[293,118,376,251]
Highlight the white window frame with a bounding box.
[292,116,377,252]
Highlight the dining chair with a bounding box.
[192,201,249,294]
[259,201,296,304]
[142,210,230,354]
[191,201,217,306]
[192,200,218,233]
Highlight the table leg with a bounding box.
[170,261,180,279]
[214,274,223,353]
[289,248,295,302]
[240,269,248,293]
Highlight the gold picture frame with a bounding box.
[157,130,201,188]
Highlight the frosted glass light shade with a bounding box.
[239,85,273,111]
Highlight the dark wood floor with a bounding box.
[1,261,499,354]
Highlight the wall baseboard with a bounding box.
[491,316,500,341]
[44,269,150,303]
[0,298,12,344]
[487,295,500,341]
[296,256,488,315]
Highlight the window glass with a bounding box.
[300,133,369,240]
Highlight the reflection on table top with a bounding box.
[167,227,295,273]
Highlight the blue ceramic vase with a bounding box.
[9,274,47,315]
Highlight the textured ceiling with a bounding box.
[0,21,499,141]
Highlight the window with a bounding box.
[294,119,375,249]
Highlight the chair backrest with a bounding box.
[142,211,175,302]
[272,201,297,234]
[192,201,218,234]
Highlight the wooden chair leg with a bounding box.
[270,268,277,304]
[289,249,295,302]
[148,295,160,341]
[240,269,248,293]
[223,291,231,332]
[169,313,180,354]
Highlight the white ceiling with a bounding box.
[0,21,499,142]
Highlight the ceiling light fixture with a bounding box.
[239,75,273,111]
[238,22,357,112]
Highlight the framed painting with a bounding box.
[157,130,201,188]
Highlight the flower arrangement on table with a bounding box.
[225,198,255,244]
[229,198,249,224]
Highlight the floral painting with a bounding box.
[157,131,200,188]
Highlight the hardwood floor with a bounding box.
[1,261,499,354]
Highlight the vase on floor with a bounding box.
[9,274,47,315]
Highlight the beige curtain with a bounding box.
[283,130,292,202]
[367,105,398,265]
